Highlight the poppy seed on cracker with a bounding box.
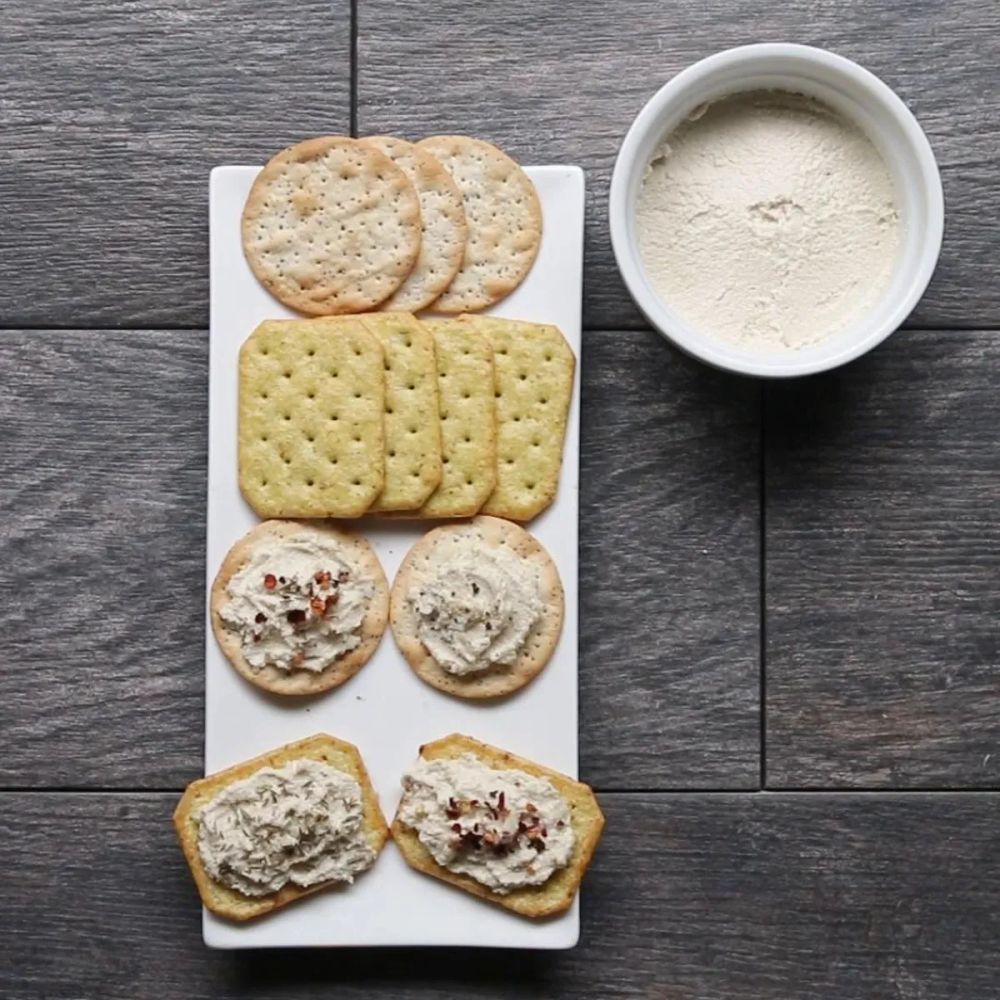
[241,136,422,316]
[418,135,542,313]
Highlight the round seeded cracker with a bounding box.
[361,137,468,312]
[241,136,422,315]
[211,520,389,696]
[417,136,542,313]
[389,516,563,699]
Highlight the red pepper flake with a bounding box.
[263,574,277,590]
[337,570,350,583]
[310,596,326,616]
[450,822,462,833]
[254,612,267,624]
[556,820,565,828]
[286,608,306,625]
[325,591,340,609]
[458,830,483,851]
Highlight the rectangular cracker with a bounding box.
[391,733,604,918]
[173,734,389,922]
[414,319,497,517]
[359,313,443,511]
[459,316,575,521]
[239,318,385,519]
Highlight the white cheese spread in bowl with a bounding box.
[610,44,943,377]
[636,91,900,352]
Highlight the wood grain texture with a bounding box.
[358,0,1000,330]
[0,0,351,328]
[580,330,760,789]
[766,330,1000,788]
[4,791,1000,999]
[0,330,207,787]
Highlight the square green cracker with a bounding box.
[238,319,385,518]
[360,313,442,511]
[460,316,575,521]
[416,319,497,517]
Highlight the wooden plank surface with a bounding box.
[0,0,351,329]
[0,330,208,787]
[357,0,1000,331]
[4,791,999,999]
[0,328,758,790]
[765,330,1000,788]
[580,331,760,789]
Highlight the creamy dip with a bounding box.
[636,91,900,351]
[219,533,373,672]
[196,758,375,897]
[397,754,575,894]
[409,547,543,676]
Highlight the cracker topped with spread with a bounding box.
[392,734,604,918]
[389,516,563,699]
[174,734,388,921]
[211,520,388,695]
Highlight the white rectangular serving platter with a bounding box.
[205,164,584,949]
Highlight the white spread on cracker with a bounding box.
[410,546,542,675]
[398,754,574,894]
[220,533,373,672]
[636,91,900,351]
[196,758,375,897]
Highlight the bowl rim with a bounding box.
[608,42,945,379]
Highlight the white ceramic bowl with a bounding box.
[609,43,944,378]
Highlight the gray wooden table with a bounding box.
[2,2,999,997]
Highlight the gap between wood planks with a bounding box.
[2,323,997,336]
[4,787,1000,796]
[759,384,767,789]
[349,0,358,137]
